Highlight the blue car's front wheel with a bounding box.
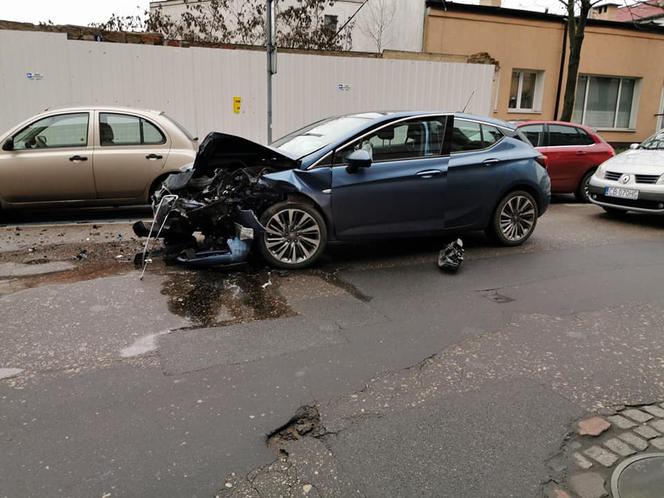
[487,190,539,246]
[259,201,328,269]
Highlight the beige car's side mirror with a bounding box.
[629,143,639,150]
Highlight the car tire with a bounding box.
[148,175,170,202]
[574,169,595,203]
[486,190,539,246]
[258,201,327,269]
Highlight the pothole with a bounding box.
[267,405,323,447]
[478,289,515,304]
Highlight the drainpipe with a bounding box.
[554,19,568,121]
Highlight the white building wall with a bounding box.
[0,29,494,144]
[149,0,426,53]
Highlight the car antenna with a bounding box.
[461,90,475,113]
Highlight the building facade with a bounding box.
[424,1,664,144]
[149,0,426,53]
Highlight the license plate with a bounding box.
[605,187,638,200]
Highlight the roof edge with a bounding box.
[425,0,664,35]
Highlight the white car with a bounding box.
[588,130,664,214]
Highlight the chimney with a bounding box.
[479,0,502,6]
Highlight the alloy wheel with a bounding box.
[264,208,322,264]
[499,195,536,242]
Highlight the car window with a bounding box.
[575,127,595,146]
[13,113,89,150]
[100,113,166,146]
[451,120,483,152]
[482,124,503,147]
[335,117,446,165]
[519,124,546,147]
[143,120,166,145]
[639,131,664,150]
[548,124,591,146]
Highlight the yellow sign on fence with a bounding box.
[233,96,242,114]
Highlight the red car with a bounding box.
[516,121,615,202]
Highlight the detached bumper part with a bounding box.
[176,237,251,267]
[438,239,464,273]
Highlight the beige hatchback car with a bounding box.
[0,106,197,209]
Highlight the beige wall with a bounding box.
[424,9,664,143]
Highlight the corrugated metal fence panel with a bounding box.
[0,29,494,144]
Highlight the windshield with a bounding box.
[639,131,664,150]
[272,116,373,158]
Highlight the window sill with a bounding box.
[507,109,542,114]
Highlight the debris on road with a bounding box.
[438,238,464,273]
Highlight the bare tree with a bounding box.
[359,0,397,52]
[558,0,604,121]
[89,0,352,51]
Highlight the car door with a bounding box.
[92,112,169,199]
[445,119,511,229]
[330,116,449,239]
[0,112,95,202]
[544,124,594,192]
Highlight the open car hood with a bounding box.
[192,132,300,176]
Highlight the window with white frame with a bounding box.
[572,75,639,129]
[508,70,544,112]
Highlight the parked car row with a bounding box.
[1,106,661,268]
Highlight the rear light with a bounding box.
[535,154,548,169]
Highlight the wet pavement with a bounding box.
[1,200,664,497]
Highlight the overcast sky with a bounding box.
[0,0,630,26]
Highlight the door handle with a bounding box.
[416,169,443,179]
[146,153,163,160]
[69,155,88,162]
[482,158,500,165]
[576,151,587,155]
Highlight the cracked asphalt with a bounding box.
[1,199,663,498]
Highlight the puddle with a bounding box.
[161,269,296,329]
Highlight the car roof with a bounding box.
[336,111,516,130]
[515,120,596,132]
[41,105,164,116]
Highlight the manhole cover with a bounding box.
[611,453,664,498]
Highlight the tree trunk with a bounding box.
[560,32,583,121]
[559,2,591,122]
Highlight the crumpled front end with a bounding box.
[133,132,300,269]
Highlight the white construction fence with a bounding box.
[0,29,495,143]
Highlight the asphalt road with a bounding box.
[1,199,663,498]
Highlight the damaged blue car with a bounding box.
[134,111,550,269]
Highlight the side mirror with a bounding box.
[2,138,14,151]
[346,149,372,173]
[629,143,639,150]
